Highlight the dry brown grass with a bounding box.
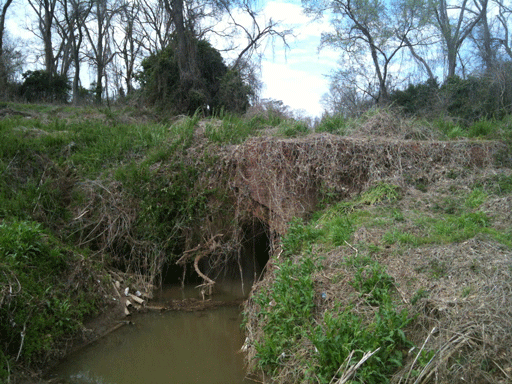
[241,160,511,383]
[70,178,166,285]
[226,133,505,234]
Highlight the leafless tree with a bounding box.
[474,0,497,70]
[494,0,512,59]
[0,0,14,88]
[304,0,415,103]
[323,58,381,114]
[113,0,144,95]
[27,0,62,74]
[219,0,293,71]
[397,0,438,80]
[430,0,488,77]
[84,0,123,103]
[136,0,174,54]
[58,0,93,103]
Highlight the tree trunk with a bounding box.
[95,1,104,104]
[0,0,14,91]
[367,34,388,103]
[447,43,457,78]
[169,0,200,107]
[434,0,487,78]
[43,0,56,75]
[404,35,435,80]
[480,3,494,70]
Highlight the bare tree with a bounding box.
[137,0,174,53]
[321,76,371,117]
[397,0,438,80]
[0,0,14,88]
[58,0,93,103]
[219,0,293,71]
[112,0,143,95]
[474,0,497,70]
[324,56,382,114]
[85,0,123,103]
[495,0,512,59]
[27,0,60,74]
[304,0,414,103]
[430,0,488,77]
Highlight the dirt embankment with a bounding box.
[230,134,511,383]
[2,105,510,383]
[225,134,506,234]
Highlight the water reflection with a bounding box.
[53,285,251,384]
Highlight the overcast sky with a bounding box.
[5,0,339,117]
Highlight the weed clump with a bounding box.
[244,170,512,384]
[245,193,414,383]
[0,220,106,379]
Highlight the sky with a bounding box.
[5,0,339,118]
[255,1,339,117]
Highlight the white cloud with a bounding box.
[257,0,338,117]
[261,57,331,117]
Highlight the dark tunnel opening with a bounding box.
[161,258,202,285]
[160,220,271,294]
[241,220,271,282]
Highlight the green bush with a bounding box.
[281,218,322,256]
[475,174,512,195]
[390,78,439,116]
[433,118,465,139]
[0,220,99,367]
[215,70,254,114]
[278,120,310,137]
[313,303,411,384]
[137,38,252,115]
[316,113,348,134]
[250,249,412,383]
[391,67,512,125]
[314,258,412,384]
[205,113,260,144]
[21,70,70,103]
[468,119,495,138]
[359,183,401,205]
[252,256,316,373]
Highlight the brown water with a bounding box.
[52,285,253,384]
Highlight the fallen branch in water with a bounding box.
[177,234,224,294]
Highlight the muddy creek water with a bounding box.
[52,285,253,384]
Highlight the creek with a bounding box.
[51,284,253,384]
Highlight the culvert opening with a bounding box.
[161,257,202,285]
[240,220,271,283]
[203,220,271,296]
[159,220,271,295]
